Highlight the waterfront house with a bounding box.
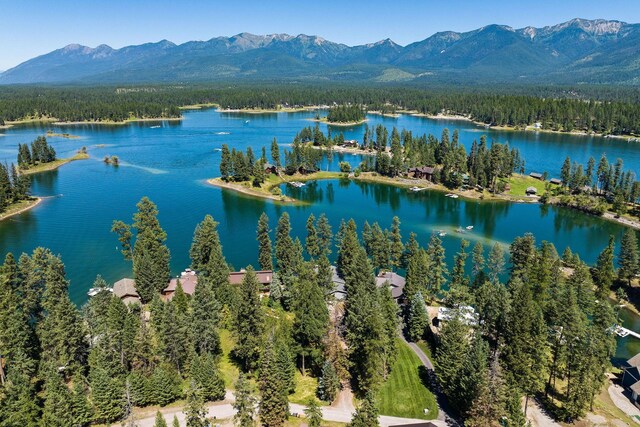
[622,353,640,407]
[529,172,544,180]
[341,139,359,148]
[526,186,538,195]
[408,166,435,181]
[113,278,141,305]
[375,271,406,300]
[162,269,198,301]
[328,267,405,301]
[549,178,562,185]
[228,269,274,295]
[264,162,277,174]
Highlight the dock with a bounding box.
[614,325,640,339]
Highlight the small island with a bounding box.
[311,104,367,126]
[19,138,89,176]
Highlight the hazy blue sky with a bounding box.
[2,0,639,70]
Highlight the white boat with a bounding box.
[450,194,459,199]
[438,231,447,237]
[244,120,250,124]
[409,186,423,192]
[289,181,305,188]
[466,225,474,230]
[87,287,112,297]
[150,125,160,129]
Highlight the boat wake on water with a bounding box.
[117,161,168,175]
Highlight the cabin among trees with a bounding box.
[622,353,640,407]
[408,166,435,181]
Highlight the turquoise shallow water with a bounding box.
[0,108,638,358]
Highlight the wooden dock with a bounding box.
[614,325,640,339]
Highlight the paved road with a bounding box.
[402,337,461,426]
[121,391,448,427]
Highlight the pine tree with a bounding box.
[426,235,447,295]
[434,317,469,403]
[190,279,221,357]
[467,356,507,427]
[401,232,419,270]
[259,340,289,427]
[234,267,264,371]
[451,239,470,287]
[471,242,484,287]
[349,393,379,427]
[619,228,639,285]
[305,213,321,258]
[488,242,506,284]
[257,213,273,271]
[233,373,257,427]
[0,368,41,426]
[292,268,329,374]
[185,380,208,427]
[191,352,225,401]
[190,215,222,272]
[503,278,548,415]
[406,292,429,342]
[275,213,298,278]
[150,364,182,406]
[388,216,404,270]
[271,138,281,169]
[317,360,341,402]
[561,156,571,187]
[316,213,333,256]
[304,399,323,427]
[41,367,74,427]
[594,236,616,299]
[154,411,169,427]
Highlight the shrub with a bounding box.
[339,161,351,173]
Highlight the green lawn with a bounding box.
[219,329,240,389]
[289,372,324,405]
[503,174,546,197]
[378,339,438,420]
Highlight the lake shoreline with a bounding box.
[308,117,368,127]
[207,171,345,204]
[408,112,640,141]
[19,152,90,175]
[0,197,42,222]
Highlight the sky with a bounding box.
[1,0,640,70]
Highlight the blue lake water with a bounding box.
[0,109,638,357]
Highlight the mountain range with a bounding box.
[2,18,639,85]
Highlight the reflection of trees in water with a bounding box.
[552,205,625,254]
[287,181,325,204]
[220,188,266,227]
[326,182,335,204]
[462,200,511,239]
[353,181,401,211]
[30,170,59,194]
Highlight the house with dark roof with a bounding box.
[549,178,562,185]
[162,269,198,301]
[113,278,141,305]
[529,172,544,180]
[622,353,640,407]
[228,269,274,294]
[408,166,435,181]
[328,267,405,301]
[264,162,277,174]
[375,271,406,300]
[526,186,538,195]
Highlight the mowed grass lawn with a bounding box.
[503,174,547,197]
[379,339,438,420]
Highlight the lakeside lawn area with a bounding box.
[503,174,547,197]
[379,339,438,420]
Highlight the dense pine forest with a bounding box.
[2,84,640,135]
[0,194,637,425]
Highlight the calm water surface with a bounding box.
[0,109,638,358]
